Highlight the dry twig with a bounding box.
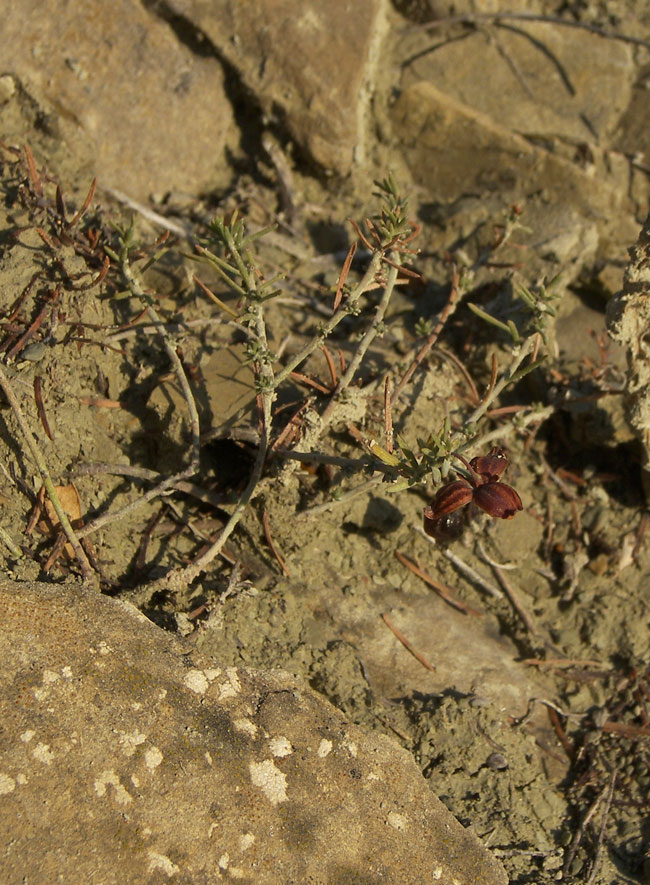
[0,363,95,583]
[381,612,435,671]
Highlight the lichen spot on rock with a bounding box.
[0,773,16,794]
[218,667,241,699]
[94,770,133,806]
[249,759,288,805]
[147,851,179,878]
[32,742,54,765]
[387,811,408,831]
[269,736,292,757]
[233,718,257,737]
[239,833,255,851]
[184,669,209,694]
[317,739,333,758]
[145,746,163,772]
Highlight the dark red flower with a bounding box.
[423,447,522,535]
[423,509,466,543]
[469,447,509,482]
[472,481,522,519]
[425,479,473,520]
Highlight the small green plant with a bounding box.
[126,176,553,592]
[144,174,427,590]
[0,145,554,591]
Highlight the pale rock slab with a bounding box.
[0,580,507,885]
[1,0,237,200]
[401,21,635,144]
[165,0,387,175]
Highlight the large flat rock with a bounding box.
[166,0,387,174]
[0,580,507,884]
[1,0,236,199]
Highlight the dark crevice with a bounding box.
[141,0,263,161]
[139,0,316,182]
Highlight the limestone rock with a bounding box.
[165,0,387,175]
[401,21,635,145]
[1,0,237,200]
[607,212,650,491]
[391,79,629,216]
[390,79,639,286]
[0,580,507,885]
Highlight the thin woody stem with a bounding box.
[454,334,539,449]
[391,265,461,405]
[0,363,95,583]
[149,362,272,591]
[119,249,201,475]
[320,258,400,426]
[273,250,384,388]
[145,235,277,592]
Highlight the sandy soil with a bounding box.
[2,9,650,881]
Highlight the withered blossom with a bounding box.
[424,447,522,538]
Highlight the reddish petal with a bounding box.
[473,481,523,519]
[470,447,509,482]
[425,479,473,520]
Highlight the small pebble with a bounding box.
[0,75,16,104]
[21,342,47,363]
[486,752,508,770]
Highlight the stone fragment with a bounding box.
[0,580,507,885]
[391,79,630,216]
[1,0,237,199]
[390,79,639,286]
[165,0,386,174]
[401,21,634,144]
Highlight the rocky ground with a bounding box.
[2,1,650,883]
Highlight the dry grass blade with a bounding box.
[333,240,357,311]
[193,274,239,319]
[289,370,331,394]
[381,612,435,671]
[262,509,290,576]
[68,176,97,228]
[33,376,53,440]
[548,706,574,759]
[26,485,46,535]
[395,549,483,616]
[23,144,42,196]
[55,184,66,220]
[7,300,50,361]
[320,344,338,387]
[271,399,312,452]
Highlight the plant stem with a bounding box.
[454,334,539,449]
[272,250,384,388]
[147,247,277,592]
[0,363,95,583]
[392,265,461,405]
[320,258,400,426]
[120,249,201,475]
